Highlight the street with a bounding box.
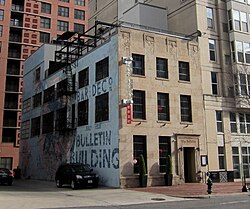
[0,179,249,209]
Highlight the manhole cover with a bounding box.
[151,198,166,201]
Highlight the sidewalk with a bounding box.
[129,182,247,198]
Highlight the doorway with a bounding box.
[184,147,196,182]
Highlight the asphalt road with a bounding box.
[0,179,250,209]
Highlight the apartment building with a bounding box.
[20,4,205,187]
[0,0,87,170]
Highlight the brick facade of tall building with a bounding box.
[0,0,87,170]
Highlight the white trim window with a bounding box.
[216,111,223,133]
[207,7,214,29]
[233,10,248,32]
[209,39,216,61]
[211,72,219,95]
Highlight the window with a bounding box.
[0,157,12,170]
[240,74,247,95]
[43,86,55,103]
[230,112,237,133]
[42,112,54,134]
[239,113,250,133]
[132,54,145,75]
[40,32,50,43]
[242,147,250,177]
[41,2,51,14]
[133,135,147,174]
[180,95,192,122]
[78,67,89,88]
[0,25,2,36]
[244,42,250,63]
[157,93,170,121]
[57,20,69,31]
[56,79,67,98]
[58,6,69,17]
[96,57,109,82]
[133,90,146,120]
[35,67,40,82]
[179,61,190,81]
[216,111,223,132]
[207,7,214,29]
[228,10,233,31]
[209,39,216,61]
[40,17,51,29]
[74,9,85,20]
[33,93,42,108]
[31,116,40,137]
[75,0,85,6]
[211,72,219,95]
[21,120,30,140]
[60,0,69,2]
[0,0,4,6]
[234,10,241,30]
[236,41,244,62]
[0,10,4,21]
[78,100,88,126]
[74,23,85,33]
[233,10,248,32]
[159,136,171,173]
[55,107,67,131]
[218,147,225,169]
[22,98,31,113]
[156,57,168,79]
[95,93,109,123]
[232,147,240,178]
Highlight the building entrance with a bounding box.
[184,147,196,182]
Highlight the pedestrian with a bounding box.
[13,166,21,179]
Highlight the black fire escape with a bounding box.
[51,21,117,132]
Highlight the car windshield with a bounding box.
[71,164,91,172]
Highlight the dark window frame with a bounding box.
[179,61,190,81]
[95,93,109,123]
[156,57,168,79]
[78,100,88,126]
[180,95,192,122]
[133,90,146,120]
[157,92,170,121]
[133,135,147,174]
[132,54,145,76]
[96,57,109,82]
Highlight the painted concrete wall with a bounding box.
[72,35,120,187]
[21,36,120,187]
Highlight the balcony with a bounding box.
[8,45,21,59]
[9,33,22,43]
[12,4,24,12]
[5,77,20,92]
[4,93,19,109]
[7,60,20,75]
[10,19,23,27]
[3,111,17,128]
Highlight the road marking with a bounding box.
[220,200,249,205]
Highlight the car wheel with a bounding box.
[71,180,77,190]
[56,179,62,188]
[93,182,98,188]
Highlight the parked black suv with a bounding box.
[55,163,99,189]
